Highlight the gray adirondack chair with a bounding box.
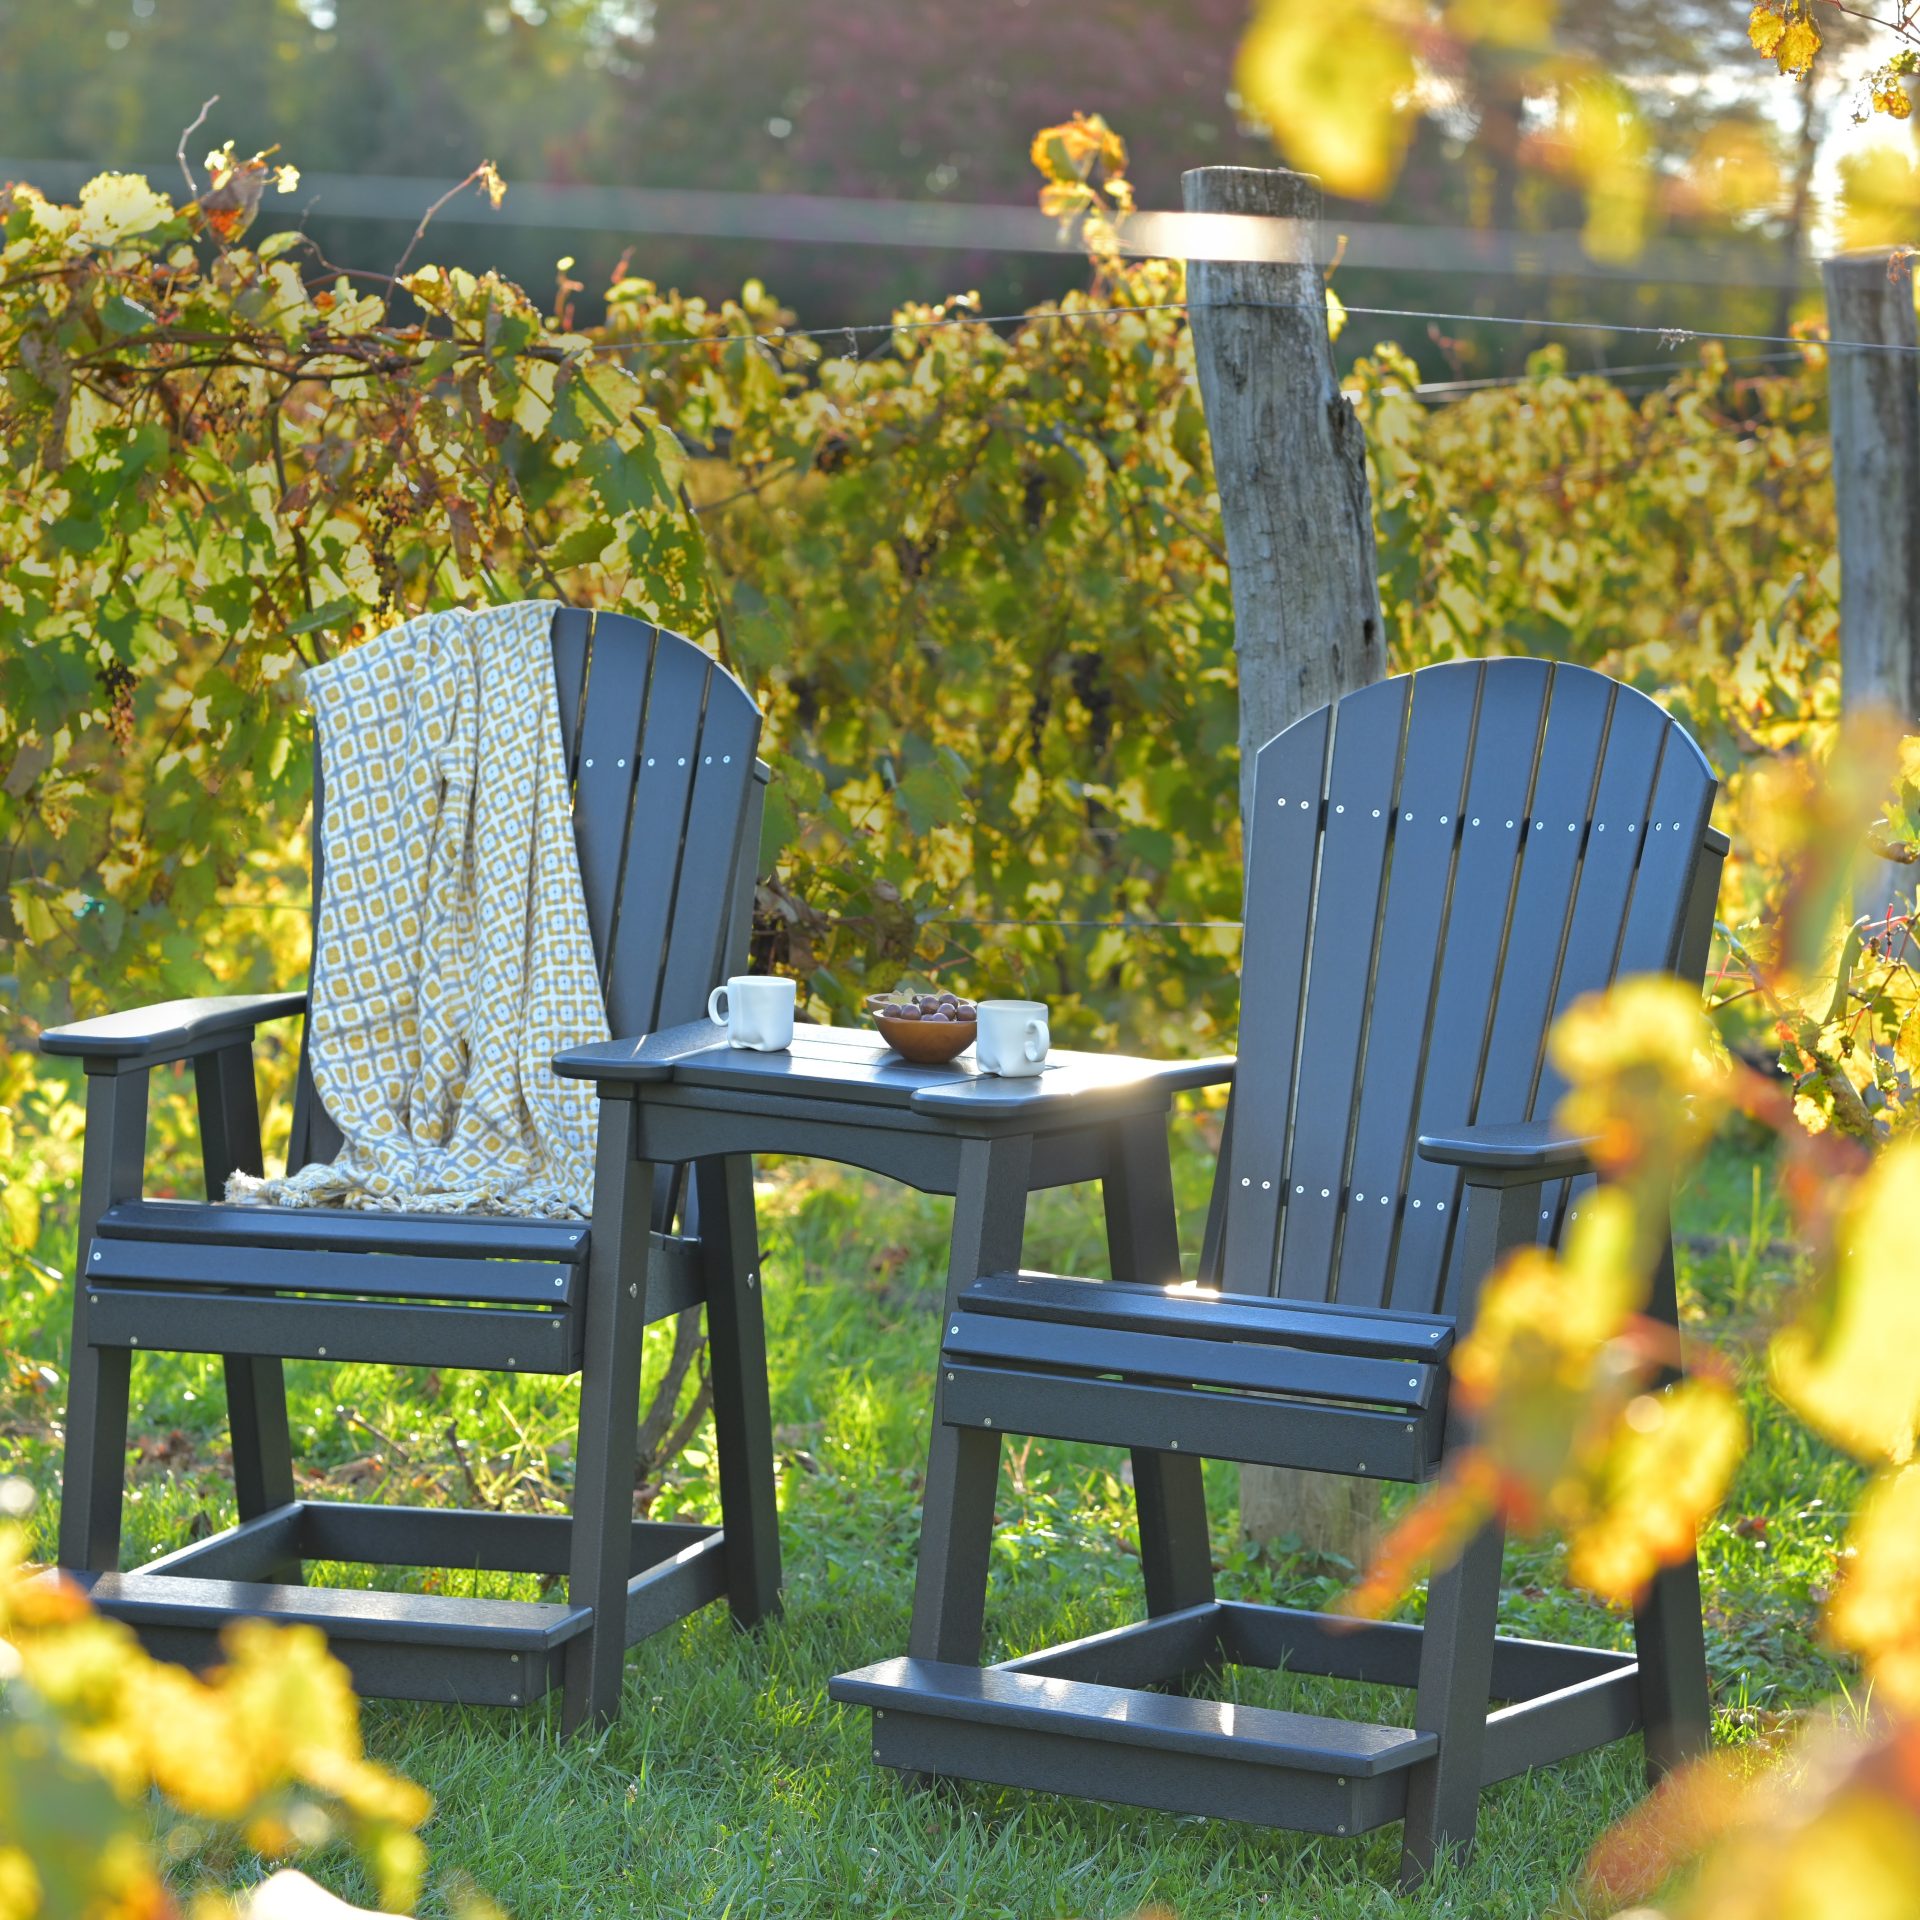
[41,609,781,1733]
[833,657,1723,1881]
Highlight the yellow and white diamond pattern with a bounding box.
[231,600,608,1218]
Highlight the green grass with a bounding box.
[0,1115,1858,1919]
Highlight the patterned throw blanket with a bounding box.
[230,601,609,1217]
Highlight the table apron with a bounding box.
[629,1097,1164,1197]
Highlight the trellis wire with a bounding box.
[591,295,1915,363]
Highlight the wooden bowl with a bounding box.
[873,1011,977,1065]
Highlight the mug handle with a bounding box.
[707,985,731,1027]
[1022,1017,1049,1064]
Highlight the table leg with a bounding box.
[907,1131,1033,1665]
[697,1153,783,1629]
[1103,1112,1216,1617]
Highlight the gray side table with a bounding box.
[555,1019,1235,1662]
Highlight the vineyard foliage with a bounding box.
[0,125,1845,1065]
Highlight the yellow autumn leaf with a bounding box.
[1029,113,1127,191]
[72,172,176,250]
[1564,1378,1746,1600]
[1776,11,1822,76]
[512,357,559,435]
[1236,0,1418,200]
[1896,1006,1920,1075]
[1550,975,1724,1175]
[1772,1137,1920,1464]
[1748,1,1787,58]
[1826,1462,1920,1712]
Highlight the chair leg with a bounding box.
[907,1132,1030,1665]
[193,1044,300,1553]
[1399,1515,1505,1887]
[59,1067,150,1574]
[696,1153,783,1630]
[224,1357,301,1581]
[1634,1553,1711,1780]
[59,1338,133,1574]
[1102,1113,1215,1618]
[563,1098,654,1735]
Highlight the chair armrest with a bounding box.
[1153,1056,1236,1095]
[39,992,308,1072]
[1415,1121,1597,1188]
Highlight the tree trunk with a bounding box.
[1182,165,1386,1563]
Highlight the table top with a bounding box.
[555,1020,1234,1122]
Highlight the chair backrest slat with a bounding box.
[1616,735,1720,977]
[1213,658,1718,1322]
[569,620,660,1014]
[1451,682,1671,1281]
[656,675,763,1030]
[286,608,761,1187]
[1384,660,1551,1310]
[1217,704,1331,1294]
[602,629,713,1035]
[1270,675,1409,1303]
[1333,663,1481,1309]
[550,605,594,773]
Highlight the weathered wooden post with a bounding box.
[1183,164,1386,1560]
[1823,249,1920,730]
[1823,249,1920,919]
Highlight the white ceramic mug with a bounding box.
[707,975,796,1052]
[974,999,1050,1077]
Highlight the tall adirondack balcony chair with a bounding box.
[40,609,782,1733]
[833,657,1725,1882]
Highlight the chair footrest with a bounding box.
[62,1499,731,1707]
[833,1604,1647,1835]
[70,1568,586,1707]
[830,1658,1434,1834]
[834,1657,1436,1773]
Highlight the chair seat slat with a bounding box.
[96,1198,589,1263]
[962,1273,1453,1358]
[87,1236,579,1308]
[943,1312,1438,1408]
